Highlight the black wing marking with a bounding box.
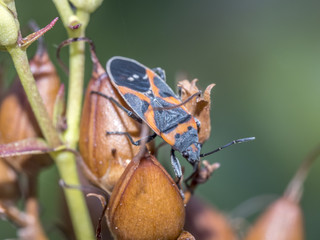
[123,93,150,119]
[107,56,190,133]
[151,97,191,133]
[107,56,150,93]
[153,75,178,98]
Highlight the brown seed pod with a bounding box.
[106,153,185,240]
[185,196,238,240]
[78,39,154,194]
[0,45,61,174]
[245,197,304,240]
[79,63,140,193]
[177,79,215,144]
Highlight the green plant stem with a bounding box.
[64,31,86,148]
[53,2,89,149]
[7,46,61,147]
[54,151,94,240]
[52,1,95,239]
[52,0,74,29]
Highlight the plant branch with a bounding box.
[54,151,94,240]
[52,1,95,239]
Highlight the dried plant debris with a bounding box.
[178,79,215,144]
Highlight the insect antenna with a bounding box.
[200,137,255,158]
[56,37,98,74]
[153,91,201,111]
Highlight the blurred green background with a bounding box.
[1,0,320,239]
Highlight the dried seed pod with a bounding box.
[0,159,20,202]
[79,46,153,193]
[106,153,185,240]
[245,197,304,240]
[185,196,238,240]
[178,79,215,144]
[0,45,61,174]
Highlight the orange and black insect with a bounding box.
[92,56,254,181]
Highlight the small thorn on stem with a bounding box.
[19,17,59,49]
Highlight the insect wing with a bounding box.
[106,56,192,135]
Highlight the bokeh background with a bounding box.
[1,0,320,239]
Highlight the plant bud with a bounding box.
[0,46,61,174]
[245,197,304,240]
[79,59,148,193]
[0,4,18,47]
[106,153,185,240]
[69,0,103,13]
[185,196,238,240]
[178,79,215,144]
[0,159,20,202]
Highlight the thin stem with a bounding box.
[0,203,28,228]
[52,0,74,30]
[63,37,85,147]
[6,46,61,147]
[54,151,94,240]
[52,1,95,239]
[284,143,320,203]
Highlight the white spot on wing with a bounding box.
[133,74,139,79]
[127,77,134,81]
[143,74,148,79]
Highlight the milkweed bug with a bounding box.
[92,56,254,182]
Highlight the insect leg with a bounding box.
[91,91,142,123]
[152,67,166,82]
[184,162,200,183]
[106,131,157,146]
[194,117,201,130]
[170,149,182,181]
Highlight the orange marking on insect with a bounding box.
[160,118,197,147]
[118,86,151,103]
[146,68,155,83]
[144,105,160,135]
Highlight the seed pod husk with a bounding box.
[245,197,304,240]
[79,53,153,193]
[178,79,215,144]
[185,196,238,240]
[107,153,185,240]
[0,45,61,174]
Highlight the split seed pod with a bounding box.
[107,153,185,240]
[79,40,151,193]
[0,44,61,174]
[245,197,304,240]
[177,79,215,144]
